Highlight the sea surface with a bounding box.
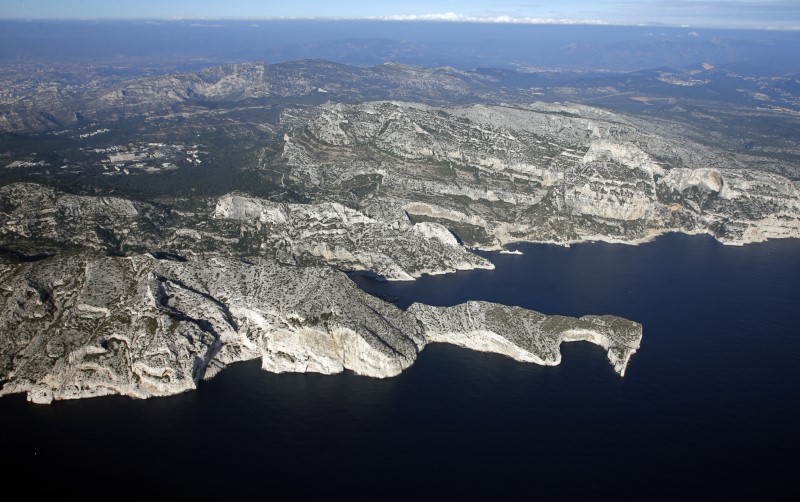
[2,233,798,499]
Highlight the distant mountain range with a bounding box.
[2,20,799,72]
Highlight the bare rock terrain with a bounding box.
[3,61,799,403]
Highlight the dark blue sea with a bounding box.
[2,234,798,499]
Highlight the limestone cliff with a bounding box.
[213,193,493,280]
[282,101,800,249]
[0,252,641,404]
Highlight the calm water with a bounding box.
[2,234,799,499]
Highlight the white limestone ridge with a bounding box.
[0,253,642,404]
[285,101,800,248]
[213,193,492,280]
[410,302,641,377]
[581,139,666,177]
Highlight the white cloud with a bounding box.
[364,12,609,25]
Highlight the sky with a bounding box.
[1,0,799,29]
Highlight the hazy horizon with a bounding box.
[1,1,799,30]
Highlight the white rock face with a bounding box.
[410,302,642,377]
[214,194,288,224]
[0,252,642,404]
[582,139,666,177]
[411,222,460,247]
[563,181,658,222]
[662,168,723,194]
[283,101,800,248]
[261,327,412,378]
[423,329,549,365]
[213,193,493,280]
[0,253,422,402]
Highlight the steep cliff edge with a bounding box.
[411,302,642,377]
[282,101,800,248]
[0,252,641,404]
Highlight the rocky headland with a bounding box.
[3,61,800,403]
